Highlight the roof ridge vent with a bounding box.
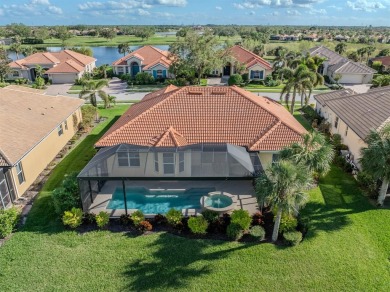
[188,90,203,95]
[211,89,227,95]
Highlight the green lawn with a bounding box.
[0,105,389,291]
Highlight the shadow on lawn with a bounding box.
[123,232,252,291]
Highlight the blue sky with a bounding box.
[0,0,389,26]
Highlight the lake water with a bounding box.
[7,45,170,66]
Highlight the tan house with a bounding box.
[215,45,272,81]
[8,50,96,84]
[0,86,84,209]
[314,86,390,166]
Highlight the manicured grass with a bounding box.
[69,84,83,91]
[0,104,389,291]
[200,79,208,86]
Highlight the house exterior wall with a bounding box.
[113,63,172,78]
[7,69,30,80]
[9,108,82,197]
[248,64,272,80]
[49,72,83,84]
[258,152,274,169]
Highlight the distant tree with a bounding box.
[21,46,37,56]
[9,42,23,59]
[347,51,359,62]
[134,27,154,41]
[357,47,367,62]
[33,27,50,41]
[176,28,188,38]
[6,23,30,39]
[118,42,131,56]
[376,48,390,57]
[335,43,347,55]
[0,47,12,82]
[364,46,376,63]
[55,26,71,47]
[100,29,117,41]
[70,46,93,57]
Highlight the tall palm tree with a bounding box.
[357,47,367,62]
[118,43,131,56]
[280,65,316,113]
[256,160,312,241]
[280,131,335,177]
[335,43,347,55]
[79,80,109,108]
[9,42,22,59]
[360,125,390,206]
[364,46,376,64]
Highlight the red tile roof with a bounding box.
[96,86,306,151]
[230,45,272,70]
[46,59,85,73]
[371,56,390,66]
[112,45,172,68]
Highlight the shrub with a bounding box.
[62,208,83,229]
[251,211,263,226]
[278,214,298,233]
[95,211,109,229]
[226,223,243,241]
[231,209,252,231]
[52,173,80,215]
[201,210,219,223]
[119,214,132,226]
[135,72,155,85]
[0,207,20,238]
[249,225,265,241]
[154,214,167,225]
[32,76,45,89]
[83,212,96,224]
[297,216,310,235]
[283,231,303,246]
[356,171,379,198]
[137,220,153,233]
[228,74,243,86]
[131,210,145,226]
[241,73,249,82]
[300,105,323,124]
[188,216,209,235]
[166,208,183,226]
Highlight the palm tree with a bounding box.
[35,65,45,78]
[280,131,335,177]
[371,75,390,88]
[9,42,22,59]
[280,65,316,113]
[79,80,109,108]
[98,64,109,79]
[335,43,347,55]
[256,160,312,241]
[364,46,376,64]
[357,47,367,62]
[360,125,390,206]
[118,43,131,56]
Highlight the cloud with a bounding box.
[31,0,50,5]
[328,5,342,11]
[215,6,222,10]
[138,8,150,16]
[47,6,63,14]
[286,9,301,15]
[346,0,386,12]
[153,0,187,6]
[0,8,3,16]
[234,0,323,9]
[1,0,62,17]
[309,8,326,14]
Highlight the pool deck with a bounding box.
[88,180,259,217]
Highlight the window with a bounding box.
[157,70,163,78]
[64,120,68,130]
[57,124,63,136]
[12,71,19,77]
[272,154,280,164]
[179,152,185,172]
[163,153,175,174]
[251,70,264,79]
[15,162,25,184]
[345,126,349,137]
[0,171,11,209]
[334,117,339,129]
[154,152,159,172]
[117,152,140,167]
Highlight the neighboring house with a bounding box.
[78,85,306,215]
[314,86,390,166]
[7,50,96,84]
[0,85,84,209]
[112,45,173,79]
[369,56,390,71]
[309,46,376,84]
[0,38,13,45]
[216,45,272,81]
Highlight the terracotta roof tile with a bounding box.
[96,86,306,151]
[112,45,172,68]
[230,45,272,70]
[46,59,85,73]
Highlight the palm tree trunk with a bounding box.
[377,179,389,206]
[290,88,296,114]
[272,209,283,242]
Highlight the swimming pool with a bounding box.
[107,187,216,214]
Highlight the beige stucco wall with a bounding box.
[11,108,82,197]
[248,64,272,80]
[258,152,274,169]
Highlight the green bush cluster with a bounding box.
[0,207,20,238]
[226,223,244,240]
[131,210,145,226]
[135,72,155,85]
[228,74,243,86]
[14,78,28,85]
[300,105,323,124]
[95,211,110,229]
[230,209,252,231]
[278,214,298,233]
[249,225,265,241]
[52,173,81,215]
[166,208,183,226]
[201,210,219,223]
[62,208,83,229]
[188,216,209,235]
[283,231,303,246]
[356,171,379,198]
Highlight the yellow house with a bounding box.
[314,86,390,166]
[0,85,84,209]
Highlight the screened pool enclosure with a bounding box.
[78,143,262,214]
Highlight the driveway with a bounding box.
[45,83,73,97]
[103,78,149,101]
[343,84,371,94]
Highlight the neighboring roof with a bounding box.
[310,46,376,75]
[46,59,85,74]
[325,86,390,139]
[230,45,272,70]
[8,50,96,73]
[96,86,306,151]
[370,56,390,66]
[314,88,355,105]
[0,86,84,166]
[112,46,172,68]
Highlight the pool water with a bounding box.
[204,195,233,208]
[107,187,215,214]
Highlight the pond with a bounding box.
[7,45,170,66]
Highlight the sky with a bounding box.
[0,0,389,26]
